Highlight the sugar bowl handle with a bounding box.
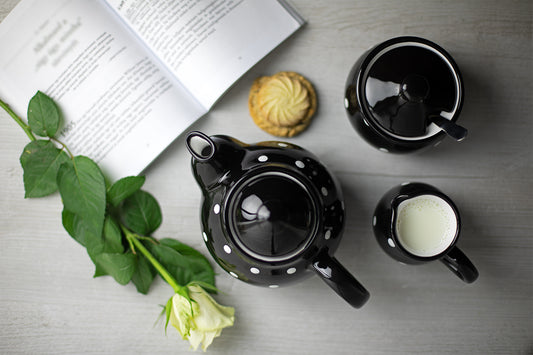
[312,250,370,308]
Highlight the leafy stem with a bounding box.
[2,90,216,298]
[0,97,36,141]
[123,226,182,294]
[51,137,75,159]
[2,90,232,350]
[0,93,72,159]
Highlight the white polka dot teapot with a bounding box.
[186,131,370,308]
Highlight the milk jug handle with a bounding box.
[440,246,479,283]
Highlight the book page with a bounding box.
[105,0,304,109]
[0,0,206,181]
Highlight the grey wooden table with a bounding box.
[1,0,531,354]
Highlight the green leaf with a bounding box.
[131,253,156,294]
[107,176,145,206]
[93,252,136,285]
[27,91,60,137]
[160,239,215,288]
[20,140,69,197]
[62,209,80,244]
[164,296,173,334]
[20,139,49,166]
[120,190,162,235]
[101,216,124,254]
[62,209,90,246]
[160,238,211,261]
[57,156,106,240]
[63,211,124,258]
[148,242,215,288]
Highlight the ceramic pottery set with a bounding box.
[186,36,478,308]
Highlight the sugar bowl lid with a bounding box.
[361,36,463,139]
[226,171,318,262]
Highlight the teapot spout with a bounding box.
[185,131,244,190]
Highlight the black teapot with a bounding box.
[186,131,369,308]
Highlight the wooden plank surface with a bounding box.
[0,0,531,354]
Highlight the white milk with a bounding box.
[395,194,457,257]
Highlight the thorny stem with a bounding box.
[0,97,36,141]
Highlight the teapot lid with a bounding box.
[362,37,462,139]
[227,171,318,262]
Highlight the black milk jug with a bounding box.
[186,131,370,308]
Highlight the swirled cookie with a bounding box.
[248,71,317,137]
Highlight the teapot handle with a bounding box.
[312,250,370,308]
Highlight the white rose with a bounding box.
[169,284,235,351]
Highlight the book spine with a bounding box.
[276,0,306,25]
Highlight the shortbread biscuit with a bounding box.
[248,71,317,137]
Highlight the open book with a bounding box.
[0,0,304,180]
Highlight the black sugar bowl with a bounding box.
[344,36,467,153]
[186,131,369,308]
